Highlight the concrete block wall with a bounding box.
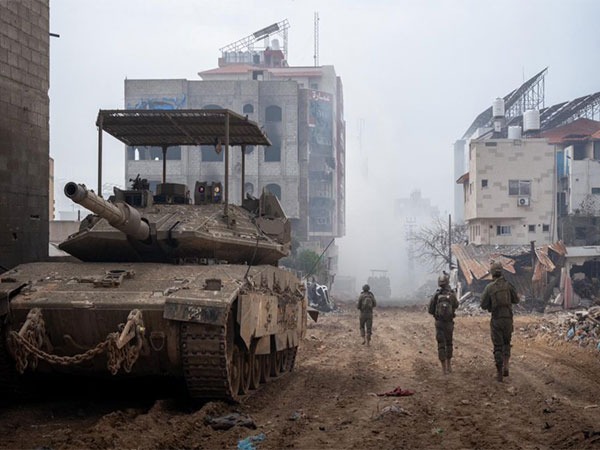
[0,0,50,270]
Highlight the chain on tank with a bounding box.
[7,308,146,375]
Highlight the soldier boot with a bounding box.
[441,360,448,375]
[366,335,371,346]
[446,358,452,373]
[496,364,503,382]
[503,356,509,377]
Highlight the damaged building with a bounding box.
[454,68,600,309]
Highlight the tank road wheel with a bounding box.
[259,354,271,383]
[286,347,298,372]
[278,349,289,373]
[239,348,251,395]
[249,351,261,390]
[270,350,283,377]
[228,344,242,397]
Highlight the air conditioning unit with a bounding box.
[517,196,530,207]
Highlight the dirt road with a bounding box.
[2,304,600,449]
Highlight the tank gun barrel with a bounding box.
[64,182,150,241]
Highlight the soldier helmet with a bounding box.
[437,274,450,287]
[362,284,370,292]
[490,261,503,277]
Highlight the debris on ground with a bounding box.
[519,306,600,351]
[237,433,266,450]
[204,413,256,431]
[377,386,415,397]
[373,404,412,420]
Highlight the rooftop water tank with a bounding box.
[492,98,505,118]
[508,126,522,139]
[523,110,540,132]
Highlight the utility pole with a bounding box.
[313,12,319,67]
[448,214,452,270]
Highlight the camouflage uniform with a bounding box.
[428,280,459,374]
[480,265,520,382]
[357,286,376,345]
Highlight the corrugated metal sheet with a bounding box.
[453,242,565,286]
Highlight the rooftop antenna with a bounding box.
[313,12,319,67]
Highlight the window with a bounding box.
[508,179,531,196]
[485,142,497,147]
[264,183,281,200]
[543,224,550,232]
[265,105,282,122]
[528,225,535,232]
[201,145,224,162]
[264,144,281,162]
[496,225,511,236]
[243,104,254,114]
[244,145,255,155]
[573,144,586,160]
[594,141,600,160]
[592,187,600,195]
[310,83,319,90]
[481,179,488,188]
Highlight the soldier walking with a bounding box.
[428,273,458,374]
[357,284,376,346]
[480,261,520,382]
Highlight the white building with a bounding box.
[459,131,556,246]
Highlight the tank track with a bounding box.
[180,321,232,400]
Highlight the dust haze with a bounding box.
[49,0,600,299]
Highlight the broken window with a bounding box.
[528,225,535,232]
[508,179,531,196]
[496,225,511,236]
[481,179,488,188]
[543,224,550,232]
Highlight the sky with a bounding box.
[49,0,600,296]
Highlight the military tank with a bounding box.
[0,109,308,402]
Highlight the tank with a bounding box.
[0,109,309,402]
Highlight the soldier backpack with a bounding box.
[491,285,512,310]
[362,293,374,311]
[435,294,454,321]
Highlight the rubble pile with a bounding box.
[520,306,600,352]
[457,292,485,316]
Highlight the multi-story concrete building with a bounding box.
[0,0,50,270]
[459,134,555,246]
[123,27,345,264]
[542,118,600,245]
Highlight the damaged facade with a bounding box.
[454,69,600,309]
